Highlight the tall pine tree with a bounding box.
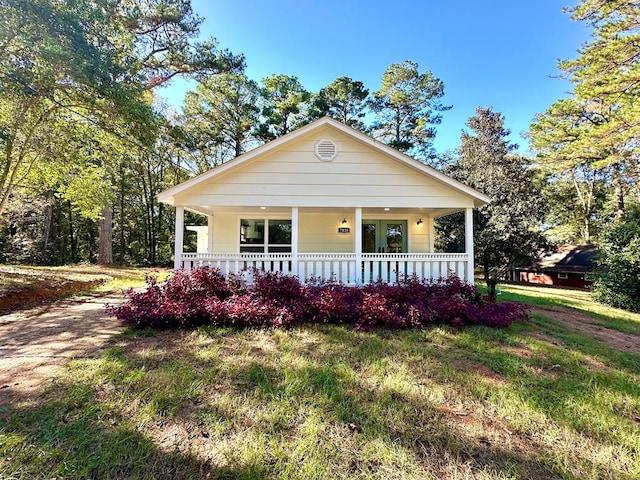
[438,108,548,294]
[530,0,639,219]
[370,60,450,160]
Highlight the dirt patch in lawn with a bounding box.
[0,264,148,315]
[0,278,106,314]
[452,360,505,385]
[531,306,640,352]
[0,293,126,401]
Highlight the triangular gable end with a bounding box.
[158,117,491,210]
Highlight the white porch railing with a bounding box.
[180,252,470,284]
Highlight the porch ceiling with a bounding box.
[185,206,466,218]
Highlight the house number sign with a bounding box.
[338,227,350,233]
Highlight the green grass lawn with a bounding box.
[496,283,640,336]
[1,282,639,479]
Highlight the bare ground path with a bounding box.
[531,305,640,351]
[0,292,127,402]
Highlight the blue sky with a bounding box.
[159,0,590,155]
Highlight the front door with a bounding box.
[362,220,407,253]
[362,220,407,282]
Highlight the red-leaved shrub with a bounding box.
[109,268,529,330]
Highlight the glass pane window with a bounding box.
[240,219,264,245]
[386,223,403,253]
[363,223,376,253]
[239,245,264,253]
[268,220,291,245]
[362,220,406,253]
[240,219,264,253]
[240,218,291,253]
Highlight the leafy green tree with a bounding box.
[0,0,142,106]
[564,0,639,127]
[309,77,369,129]
[117,0,244,88]
[370,60,450,159]
[592,204,640,312]
[530,0,639,220]
[25,111,135,264]
[1,0,243,265]
[183,72,260,170]
[437,107,549,294]
[0,0,152,218]
[529,98,612,243]
[541,165,609,244]
[530,97,629,222]
[254,74,311,141]
[117,121,189,266]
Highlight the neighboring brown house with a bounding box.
[511,245,598,289]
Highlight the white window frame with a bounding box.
[557,272,568,280]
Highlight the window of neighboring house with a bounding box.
[240,219,291,253]
[557,272,568,280]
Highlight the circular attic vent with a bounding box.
[315,139,338,161]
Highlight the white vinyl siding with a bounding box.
[408,219,430,253]
[299,213,354,253]
[173,128,475,210]
[211,214,236,252]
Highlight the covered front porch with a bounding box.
[159,117,490,285]
[174,206,475,284]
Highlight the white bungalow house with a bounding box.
[158,117,490,284]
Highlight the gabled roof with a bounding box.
[531,245,598,273]
[158,116,491,207]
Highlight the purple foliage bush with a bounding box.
[110,268,529,330]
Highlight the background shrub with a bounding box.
[592,205,640,313]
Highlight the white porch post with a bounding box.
[465,207,474,284]
[207,214,214,253]
[291,207,299,277]
[428,217,435,252]
[174,206,184,270]
[354,207,362,285]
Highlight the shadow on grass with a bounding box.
[313,324,639,479]
[0,387,262,479]
[0,265,150,315]
[234,358,560,479]
[2,320,639,479]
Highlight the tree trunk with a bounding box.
[583,216,591,244]
[40,191,54,263]
[98,207,113,265]
[483,257,498,296]
[140,168,152,264]
[613,164,625,219]
[68,201,77,262]
[572,170,594,243]
[118,166,126,265]
[234,135,242,158]
[146,160,155,265]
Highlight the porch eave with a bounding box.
[182,205,469,218]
